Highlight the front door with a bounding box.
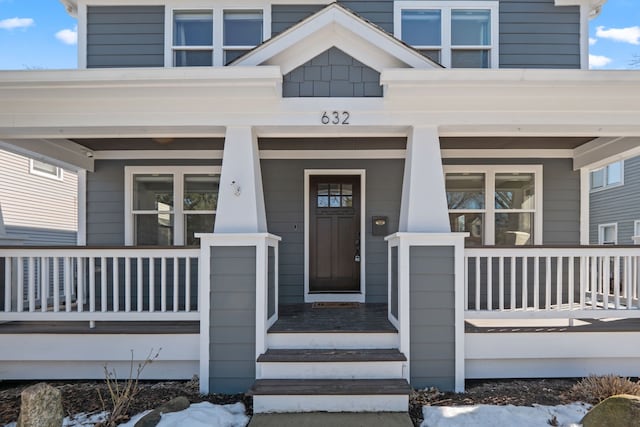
[309,175,361,293]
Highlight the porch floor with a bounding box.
[269,303,396,333]
[0,321,199,334]
[465,318,640,333]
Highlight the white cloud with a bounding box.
[596,26,640,45]
[589,37,597,46]
[55,27,77,45]
[0,17,34,30]
[589,54,612,68]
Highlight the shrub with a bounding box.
[570,375,640,404]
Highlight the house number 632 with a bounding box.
[321,111,350,125]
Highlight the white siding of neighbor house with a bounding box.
[0,149,78,245]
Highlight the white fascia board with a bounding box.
[554,0,608,18]
[234,4,435,72]
[573,136,640,170]
[0,139,93,172]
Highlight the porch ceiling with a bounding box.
[439,137,595,150]
[71,137,225,151]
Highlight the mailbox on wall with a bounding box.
[372,216,388,236]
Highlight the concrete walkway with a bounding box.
[248,412,414,426]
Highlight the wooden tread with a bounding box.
[257,348,407,363]
[247,379,411,396]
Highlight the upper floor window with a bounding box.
[445,165,542,246]
[394,1,499,68]
[168,6,265,67]
[30,159,63,181]
[125,166,220,246]
[590,161,623,191]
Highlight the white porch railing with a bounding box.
[0,247,200,321]
[465,247,640,319]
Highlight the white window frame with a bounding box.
[29,159,64,181]
[598,222,617,245]
[444,165,543,245]
[164,2,270,67]
[590,160,624,192]
[124,165,221,246]
[635,220,640,237]
[170,8,215,67]
[394,1,499,68]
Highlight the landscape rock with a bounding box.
[17,383,63,427]
[134,396,191,427]
[581,394,640,427]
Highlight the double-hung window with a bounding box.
[125,166,220,246]
[394,1,498,68]
[590,161,623,191]
[168,6,265,67]
[445,165,542,246]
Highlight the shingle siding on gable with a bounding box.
[590,156,640,245]
[283,48,382,98]
[87,6,165,68]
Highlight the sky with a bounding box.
[0,0,638,70]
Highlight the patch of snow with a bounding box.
[118,402,248,427]
[63,411,109,426]
[421,402,591,427]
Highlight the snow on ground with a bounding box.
[421,402,591,427]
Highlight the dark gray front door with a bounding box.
[309,175,360,293]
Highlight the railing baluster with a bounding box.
[579,256,586,310]
[161,257,167,312]
[590,256,597,309]
[614,256,620,309]
[137,257,143,312]
[556,256,563,310]
[510,256,516,310]
[4,257,11,312]
[185,257,191,313]
[100,257,107,312]
[114,257,120,312]
[53,257,60,312]
[534,256,539,310]
[522,256,528,310]
[475,256,480,311]
[17,257,24,313]
[28,257,35,312]
[626,256,633,309]
[89,257,96,313]
[149,257,155,313]
[568,256,574,310]
[603,256,610,310]
[122,257,128,313]
[64,257,72,312]
[545,257,551,310]
[40,257,48,313]
[77,257,84,312]
[173,257,179,313]
[486,256,492,311]
[499,256,504,310]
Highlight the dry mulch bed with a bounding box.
[1,378,580,426]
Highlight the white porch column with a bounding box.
[399,126,450,232]
[214,127,267,233]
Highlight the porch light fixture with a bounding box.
[231,180,241,196]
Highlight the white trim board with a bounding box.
[304,169,366,303]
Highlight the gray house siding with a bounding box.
[273,0,580,69]
[590,156,640,245]
[410,246,456,391]
[87,6,165,68]
[260,156,404,304]
[209,246,256,393]
[86,158,221,246]
[444,158,581,245]
[283,48,382,97]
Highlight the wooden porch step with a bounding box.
[257,348,406,363]
[248,379,411,396]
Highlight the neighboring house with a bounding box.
[0,149,78,245]
[1,0,640,415]
[589,156,640,245]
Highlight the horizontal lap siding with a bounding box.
[260,156,404,304]
[444,158,580,245]
[87,6,164,68]
[209,246,256,393]
[499,0,580,69]
[590,156,640,244]
[410,246,456,391]
[86,159,221,246]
